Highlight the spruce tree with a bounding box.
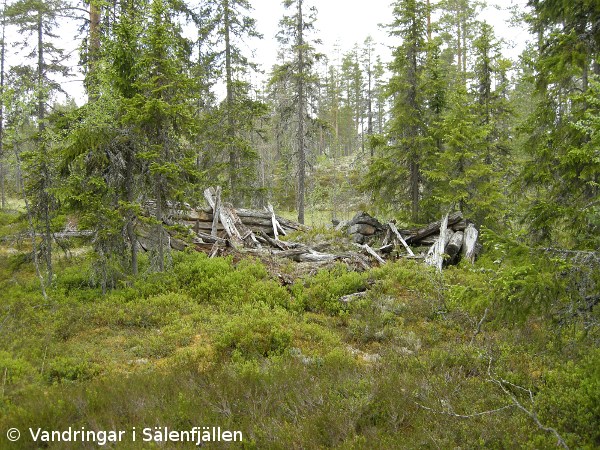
[273,0,320,224]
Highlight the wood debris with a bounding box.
[139,188,481,271]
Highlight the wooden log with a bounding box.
[258,230,288,251]
[355,243,386,264]
[236,208,305,231]
[381,225,392,247]
[272,247,338,263]
[446,230,464,263]
[204,188,244,248]
[462,223,479,264]
[193,232,228,245]
[211,186,221,237]
[379,243,394,254]
[267,203,287,238]
[339,291,368,304]
[388,222,415,257]
[425,214,451,271]
[451,219,470,232]
[407,211,463,243]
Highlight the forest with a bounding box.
[0,0,599,448]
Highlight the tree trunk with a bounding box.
[88,0,101,101]
[125,146,137,275]
[0,6,5,210]
[37,9,53,285]
[296,0,305,224]
[224,0,238,205]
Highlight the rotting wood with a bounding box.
[379,243,394,254]
[462,223,479,264]
[258,230,288,251]
[407,211,463,244]
[425,213,450,271]
[339,291,368,303]
[211,186,221,237]
[204,187,244,248]
[355,243,386,264]
[389,222,415,257]
[446,230,464,262]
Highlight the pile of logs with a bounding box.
[142,187,481,270]
[338,210,481,269]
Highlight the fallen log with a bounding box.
[355,243,386,265]
[204,188,242,247]
[446,230,464,264]
[407,211,463,244]
[339,291,368,304]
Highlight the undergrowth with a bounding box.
[0,222,598,448]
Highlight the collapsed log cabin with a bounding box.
[140,188,481,271]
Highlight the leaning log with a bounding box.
[389,222,415,257]
[355,243,386,265]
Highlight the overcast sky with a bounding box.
[5,0,532,104]
[247,0,531,79]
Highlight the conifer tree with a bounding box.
[365,0,429,221]
[203,0,264,205]
[274,0,320,224]
[6,0,69,284]
[520,0,600,245]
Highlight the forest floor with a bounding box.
[0,207,598,449]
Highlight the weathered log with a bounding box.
[339,291,368,304]
[407,211,463,243]
[446,230,464,263]
[204,188,243,248]
[258,230,288,251]
[355,243,386,264]
[193,232,228,245]
[419,235,438,246]
[379,243,394,254]
[236,208,304,231]
[381,226,392,247]
[388,222,415,257]
[425,214,451,271]
[451,219,470,232]
[211,186,221,237]
[267,203,285,238]
[462,223,479,264]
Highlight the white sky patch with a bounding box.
[3,0,532,105]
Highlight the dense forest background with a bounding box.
[0,0,599,448]
[0,0,598,279]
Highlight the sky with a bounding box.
[5,0,532,105]
[247,0,531,79]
